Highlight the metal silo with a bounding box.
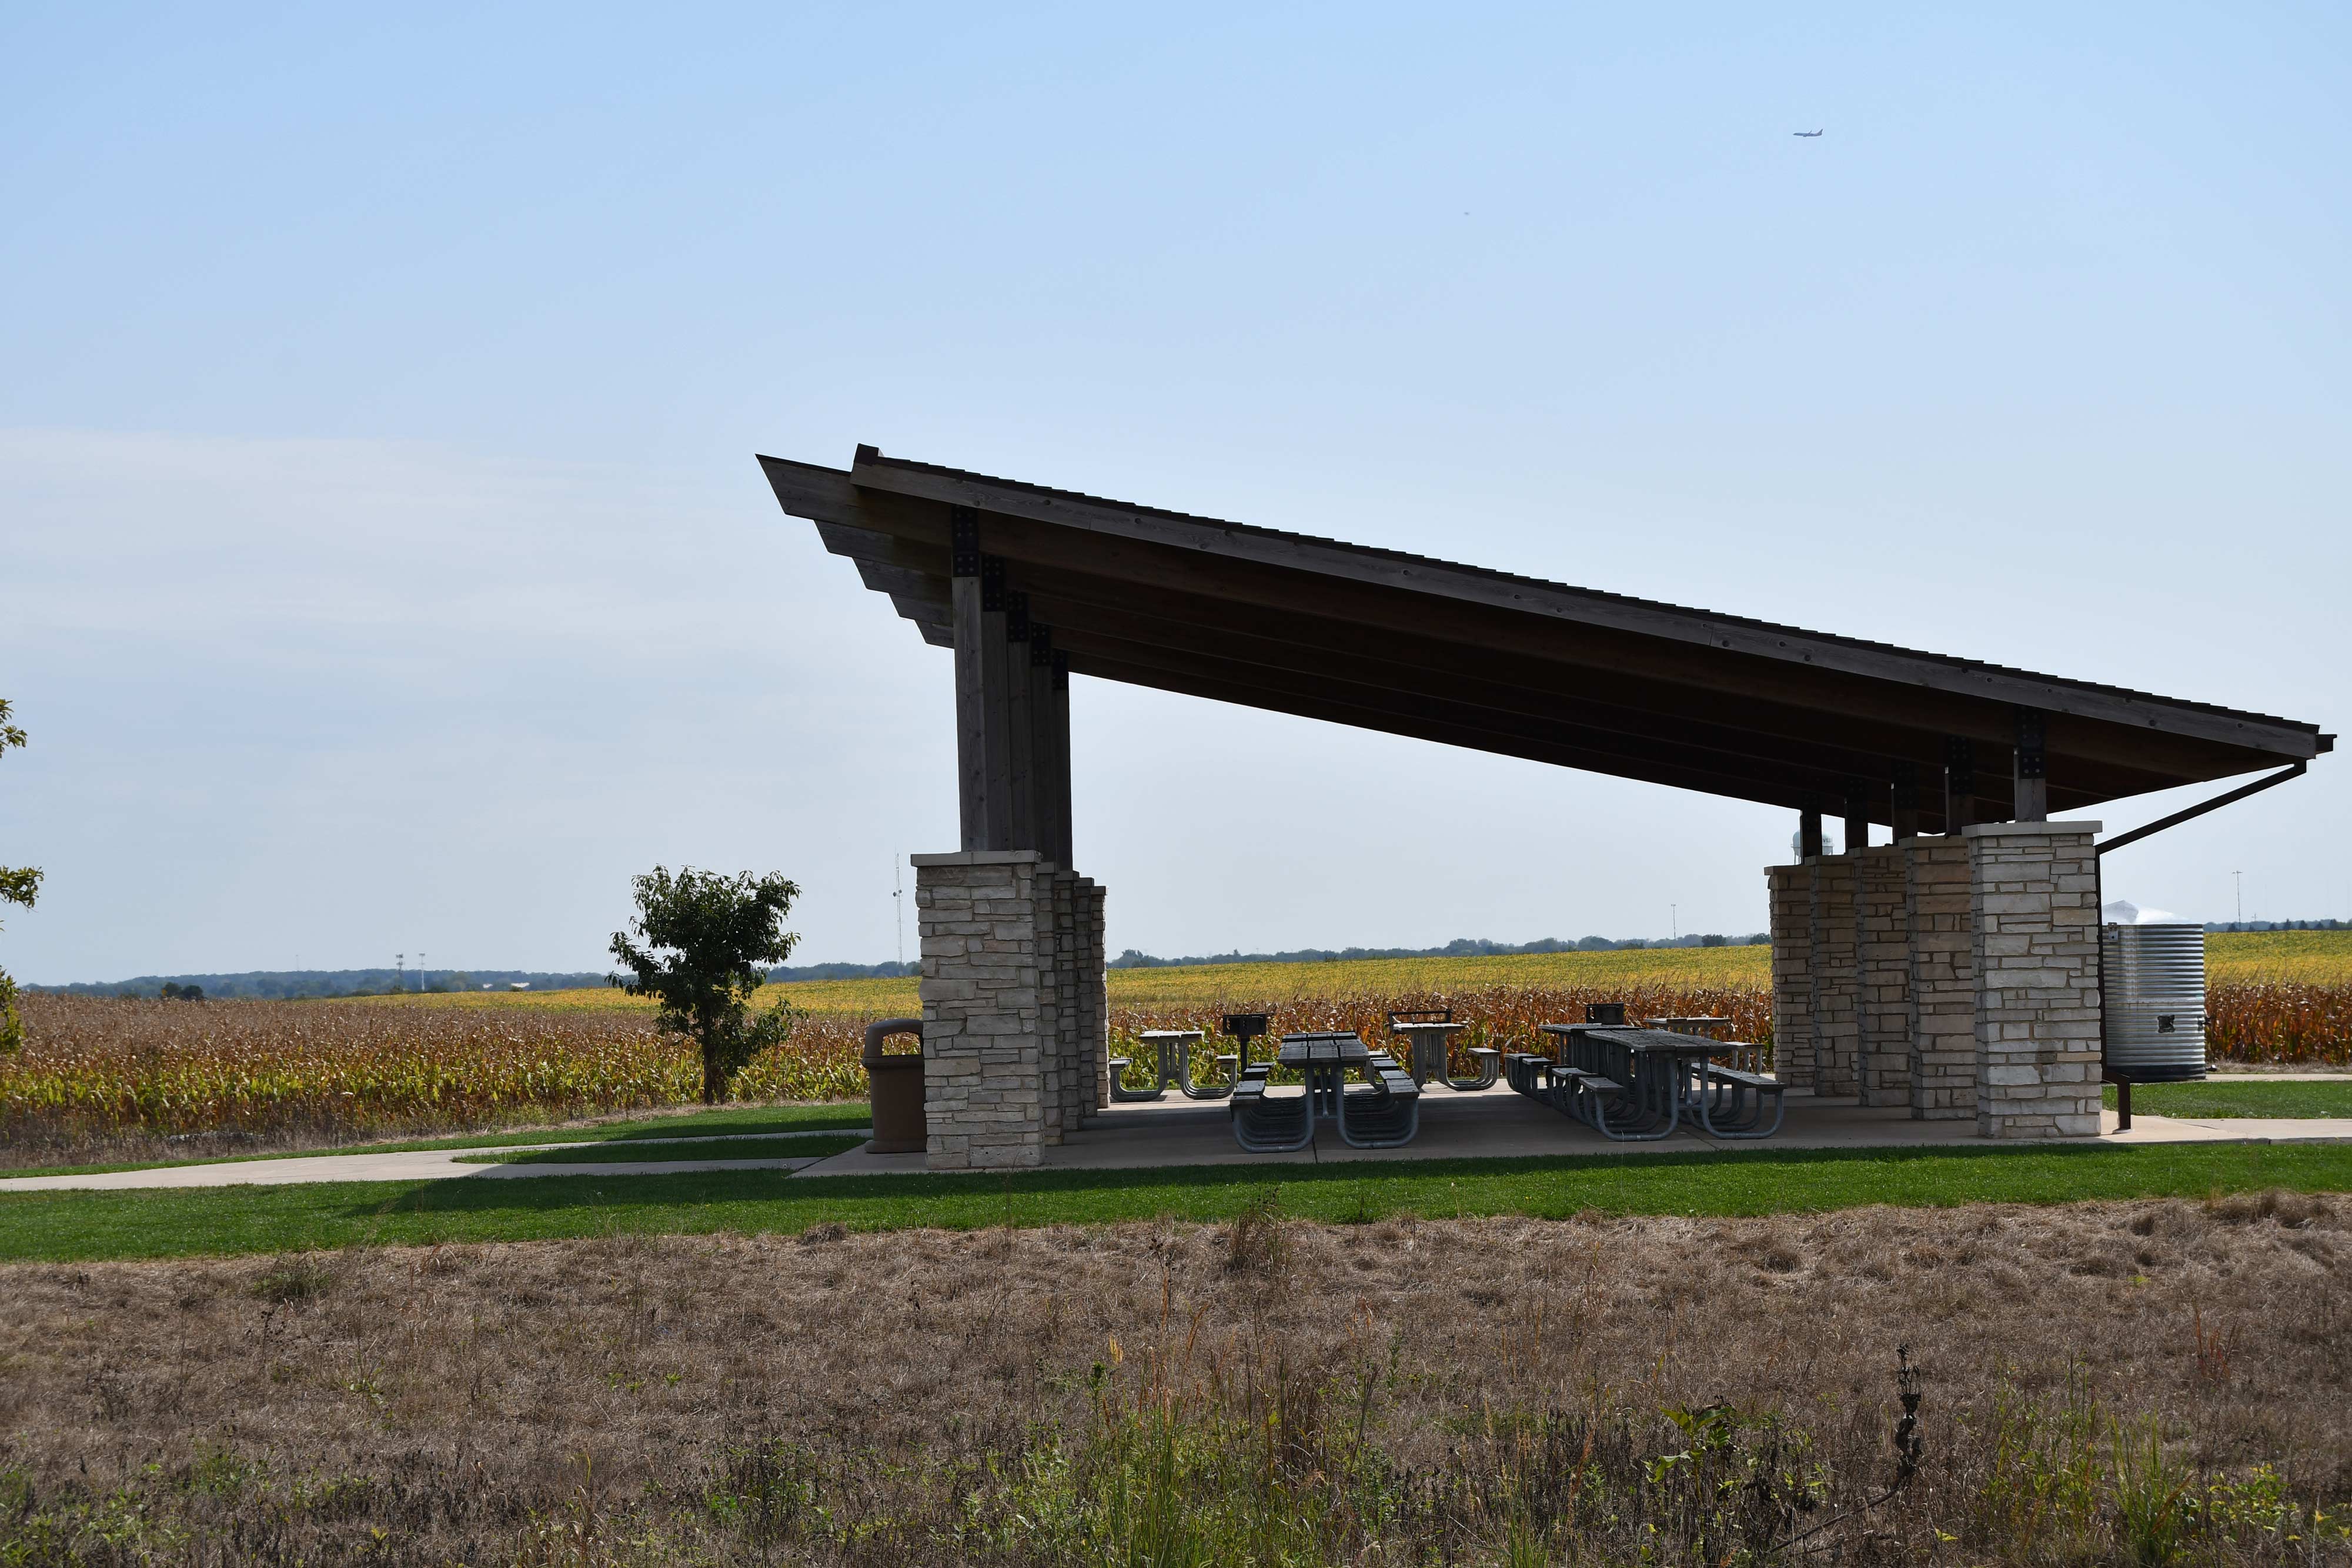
[2102,922,2207,1081]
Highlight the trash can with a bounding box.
[863,1018,925,1154]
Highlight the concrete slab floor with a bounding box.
[791,1082,2352,1180]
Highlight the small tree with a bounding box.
[609,867,801,1103]
[0,699,40,1053]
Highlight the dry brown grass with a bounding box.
[1,1198,2346,1565]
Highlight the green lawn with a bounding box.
[0,1102,872,1180]
[451,1132,868,1165]
[4,1141,2349,1263]
[2106,1079,2352,1119]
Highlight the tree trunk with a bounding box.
[701,1035,725,1104]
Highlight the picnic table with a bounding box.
[1229,1032,1421,1152]
[1641,1016,1766,1075]
[1386,1010,1501,1091]
[1522,1025,1785,1141]
[1110,1029,1243,1101]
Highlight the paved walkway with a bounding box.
[0,1129,871,1193]
[2203,1071,2352,1081]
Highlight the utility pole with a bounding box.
[396,952,405,991]
[1671,903,1678,941]
[419,951,427,991]
[2234,871,2243,924]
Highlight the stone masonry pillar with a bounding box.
[1078,878,1108,1110]
[1050,871,1079,1134]
[1766,864,1813,1088]
[1967,821,2103,1138]
[1856,845,1912,1107]
[1905,836,1975,1120]
[913,849,1052,1169]
[1809,855,1859,1099]
[1035,867,1067,1144]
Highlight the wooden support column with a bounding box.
[1799,802,1824,859]
[2013,707,2049,823]
[1048,652,1074,866]
[977,556,1017,850]
[1943,737,1976,834]
[1004,591,1036,848]
[1843,778,1870,858]
[950,510,990,851]
[1030,626,1067,862]
[1890,760,1922,842]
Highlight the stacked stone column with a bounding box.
[1966,821,2103,1138]
[1808,855,1860,1098]
[1077,879,1108,1111]
[912,851,1109,1169]
[1855,845,1912,1107]
[1768,825,2102,1136]
[1903,837,1975,1118]
[1765,864,1813,1086]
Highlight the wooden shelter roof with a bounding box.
[761,445,2328,829]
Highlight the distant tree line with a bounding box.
[34,969,612,1001]
[2204,920,2347,932]
[765,960,919,982]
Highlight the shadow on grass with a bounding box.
[564,1107,873,1142]
[465,1134,871,1166]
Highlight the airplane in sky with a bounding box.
[1793,129,1823,137]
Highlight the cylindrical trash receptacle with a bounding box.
[2103,924,2207,1082]
[863,1018,925,1153]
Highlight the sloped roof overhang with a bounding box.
[760,446,2328,830]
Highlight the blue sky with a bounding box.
[4,2,2346,979]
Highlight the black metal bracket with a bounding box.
[2097,761,2307,857]
[1943,735,1975,797]
[1051,651,1069,690]
[1004,591,1030,643]
[1029,625,1052,667]
[2014,707,2047,780]
[980,555,1005,613]
[950,507,980,577]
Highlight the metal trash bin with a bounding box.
[863,1018,925,1153]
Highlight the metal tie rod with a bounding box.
[2096,762,2306,857]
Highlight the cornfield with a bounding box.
[4,962,2344,1166]
[0,994,872,1166]
[1109,982,1773,1081]
[2206,982,2352,1065]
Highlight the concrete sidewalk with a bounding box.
[0,1129,872,1193]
